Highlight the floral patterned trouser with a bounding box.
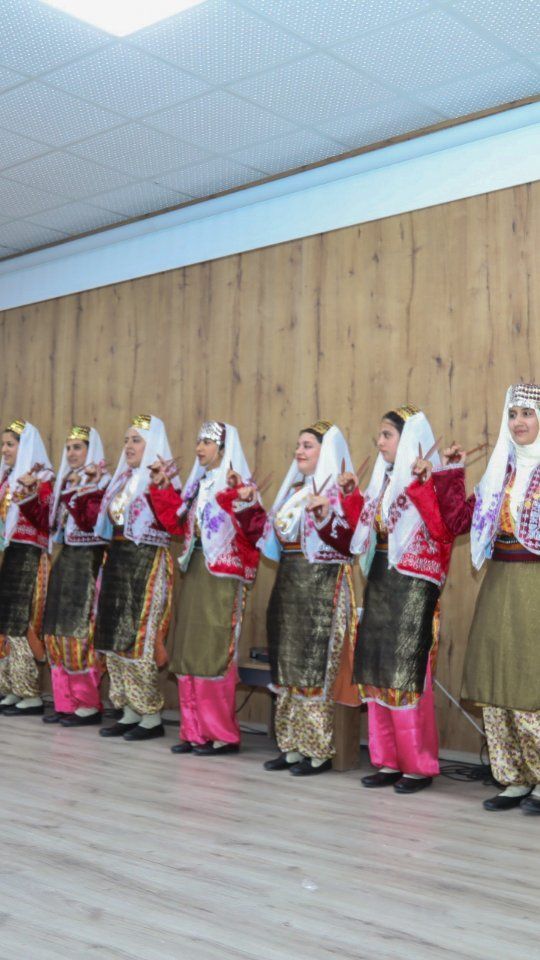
[0,636,40,698]
[275,692,335,760]
[106,648,164,716]
[483,706,540,786]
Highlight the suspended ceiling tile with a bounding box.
[43,44,211,120]
[417,61,540,117]
[0,177,62,217]
[0,219,69,252]
[231,54,394,125]
[89,181,189,217]
[154,157,265,198]
[230,130,346,175]
[3,152,134,200]
[147,90,296,152]
[0,128,51,169]
[314,98,447,147]
[0,0,109,74]
[334,9,510,90]
[24,201,126,235]
[132,0,311,85]
[0,65,25,93]
[450,0,540,57]
[69,122,207,178]
[0,81,121,147]
[242,0,430,46]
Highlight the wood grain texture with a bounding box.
[1,181,538,752]
[0,720,538,960]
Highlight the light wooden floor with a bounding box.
[1,718,538,960]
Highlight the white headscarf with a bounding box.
[178,422,251,570]
[351,408,440,574]
[259,422,353,563]
[96,415,178,544]
[50,426,108,533]
[1,420,53,547]
[471,384,540,569]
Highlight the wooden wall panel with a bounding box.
[1,180,538,752]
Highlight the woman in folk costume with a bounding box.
[319,405,452,793]
[430,383,540,815]
[0,419,54,716]
[42,425,110,727]
[148,421,259,756]
[77,415,175,742]
[230,419,357,776]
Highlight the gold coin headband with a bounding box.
[132,414,152,431]
[304,419,333,438]
[391,404,420,422]
[67,424,91,442]
[5,418,26,436]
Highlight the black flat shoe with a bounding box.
[263,752,300,771]
[394,776,433,794]
[483,791,532,811]
[290,758,332,777]
[60,712,102,727]
[123,723,165,742]
[361,770,402,788]
[43,711,72,724]
[171,741,195,754]
[193,742,240,755]
[520,793,540,815]
[2,703,44,716]
[99,722,139,738]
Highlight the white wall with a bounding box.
[0,101,539,311]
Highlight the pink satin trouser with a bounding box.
[367,679,440,777]
[177,664,240,745]
[50,665,102,713]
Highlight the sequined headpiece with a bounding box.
[390,404,420,422]
[4,418,26,437]
[509,383,540,409]
[198,421,226,445]
[67,424,91,442]
[302,419,333,440]
[132,414,152,431]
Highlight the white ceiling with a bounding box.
[0,0,538,261]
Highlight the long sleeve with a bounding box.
[406,476,454,543]
[215,487,262,567]
[67,487,106,532]
[316,509,354,556]
[17,480,53,535]
[147,485,188,537]
[431,468,475,537]
[216,487,267,548]
[340,487,364,530]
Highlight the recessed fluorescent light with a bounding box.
[38,0,206,36]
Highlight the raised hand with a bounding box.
[227,467,242,489]
[337,471,358,495]
[306,493,330,522]
[148,458,170,488]
[236,484,257,503]
[442,442,466,466]
[412,456,433,482]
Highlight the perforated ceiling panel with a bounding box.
[0,0,538,258]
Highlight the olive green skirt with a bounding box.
[462,559,540,711]
[171,547,243,677]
